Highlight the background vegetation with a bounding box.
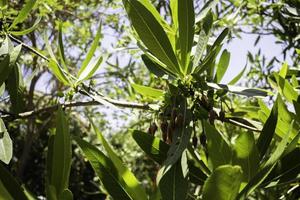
[0,0,300,199]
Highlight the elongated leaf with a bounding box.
[0,180,13,200]
[0,118,12,164]
[233,132,259,181]
[48,59,70,85]
[274,73,298,102]
[6,64,25,114]
[131,83,164,99]
[78,22,102,76]
[0,83,5,96]
[202,165,242,200]
[0,55,11,86]
[74,137,132,200]
[47,107,72,197]
[0,163,27,200]
[211,28,230,50]
[196,0,219,23]
[132,130,169,164]
[264,121,294,167]
[207,82,269,97]
[237,164,275,199]
[178,0,194,74]
[123,0,181,76]
[141,54,168,77]
[91,121,147,200]
[215,49,230,83]
[58,22,68,71]
[9,0,37,30]
[257,99,278,159]
[170,0,178,28]
[228,63,247,85]
[10,16,41,36]
[193,30,209,68]
[0,0,7,7]
[159,153,189,200]
[77,56,102,84]
[204,122,232,169]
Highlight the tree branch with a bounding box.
[1,99,150,121]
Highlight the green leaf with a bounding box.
[141,54,168,78]
[178,0,194,74]
[211,28,230,50]
[278,62,288,78]
[170,0,178,28]
[207,82,269,97]
[204,122,232,169]
[273,73,298,103]
[123,0,181,76]
[257,99,278,159]
[0,55,12,86]
[57,22,68,72]
[10,16,41,36]
[196,0,219,23]
[58,189,73,200]
[78,22,102,76]
[48,59,70,85]
[91,121,147,200]
[9,0,37,30]
[0,83,5,96]
[263,121,294,167]
[74,137,133,200]
[237,164,275,199]
[131,83,164,99]
[202,165,242,200]
[159,153,189,200]
[0,180,13,200]
[228,62,247,85]
[215,49,230,83]
[193,30,209,68]
[0,0,7,7]
[232,132,259,182]
[132,130,169,164]
[0,163,28,200]
[76,56,102,84]
[47,107,72,197]
[6,65,25,114]
[0,118,12,164]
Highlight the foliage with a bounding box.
[0,0,299,200]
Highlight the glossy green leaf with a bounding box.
[178,0,194,74]
[211,28,230,50]
[77,56,102,84]
[0,163,28,200]
[131,83,164,99]
[215,49,230,83]
[47,107,72,197]
[48,59,70,85]
[264,121,293,167]
[228,63,247,85]
[193,30,209,68]
[74,137,133,200]
[9,0,37,30]
[6,65,25,114]
[78,22,102,76]
[0,83,5,96]
[278,62,288,78]
[159,153,189,200]
[274,73,298,103]
[141,54,168,78]
[204,122,232,169]
[10,16,41,36]
[170,0,178,28]
[59,189,73,200]
[0,118,12,164]
[202,165,242,200]
[196,0,219,23]
[257,99,278,159]
[91,121,147,200]
[57,22,68,71]
[123,0,181,76]
[132,130,169,164]
[207,83,269,97]
[237,164,276,199]
[0,180,13,200]
[233,132,259,181]
[0,55,11,86]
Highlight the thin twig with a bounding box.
[1,100,150,121]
